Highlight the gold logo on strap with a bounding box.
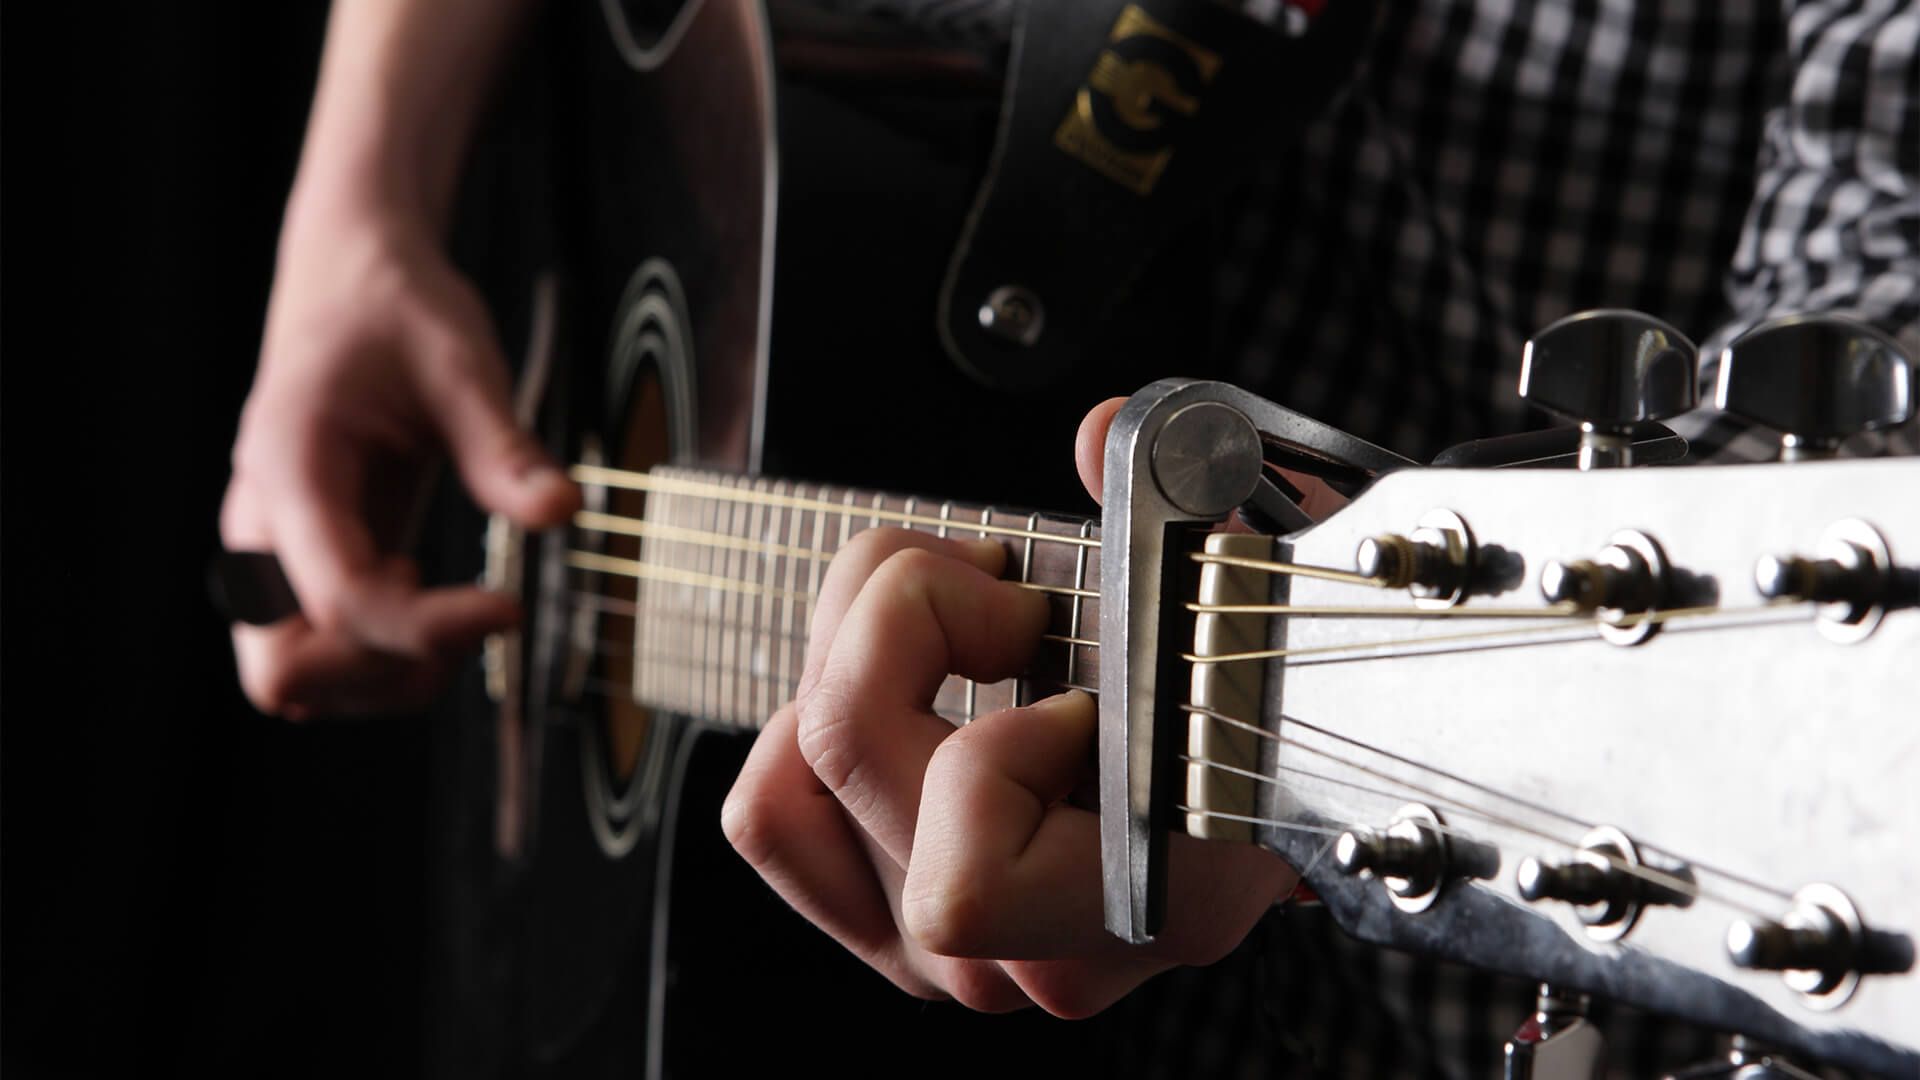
[1053,5,1223,195]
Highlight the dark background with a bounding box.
[4,6,439,1074]
[2,7,1253,1077]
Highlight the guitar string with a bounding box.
[569,551,1792,665]
[570,579,1793,914]
[1191,701,1789,900]
[568,472,1807,909]
[1183,703,1786,910]
[571,465,1103,548]
[1178,751,1767,918]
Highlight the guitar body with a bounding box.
[425,1,774,1076]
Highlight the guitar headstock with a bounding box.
[1219,457,1918,1075]
[1099,317,1917,1074]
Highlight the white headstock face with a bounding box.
[1193,457,1918,1074]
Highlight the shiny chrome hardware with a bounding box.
[1715,314,1914,461]
[1724,883,1911,1010]
[1520,309,1699,470]
[1505,984,1605,1080]
[1150,402,1265,518]
[1540,530,1669,645]
[1661,1036,1825,1080]
[1354,509,1477,609]
[1754,519,1895,643]
[976,284,1045,347]
[1516,826,1672,943]
[1334,803,1449,914]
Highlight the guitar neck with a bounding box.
[579,465,1103,732]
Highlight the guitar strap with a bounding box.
[938,0,1376,391]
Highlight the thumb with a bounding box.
[419,333,580,528]
[1074,398,1127,506]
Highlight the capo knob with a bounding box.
[1715,314,1914,461]
[1520,309,1699,469]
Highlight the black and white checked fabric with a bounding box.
[762,1,1916,1074]
[1215,0,1919,464]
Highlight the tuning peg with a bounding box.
[1715,314,1914,461]
[1521,309,1699,469]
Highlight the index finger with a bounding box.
[796,545,1050,868]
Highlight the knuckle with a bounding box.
[235,653,299,718]
[901,873,994,959]
[792,678,859,791]
[1018,969,1128,1021]
[942,962,1028,1014]
[719,782,779,868]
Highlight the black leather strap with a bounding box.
[938,0,1375,391]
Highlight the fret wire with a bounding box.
[806,487,829,684]
[676,472,700,717]
[699,477,721,719]
[904,495,917,537]
[1017,512,1040,709]
[725,476,750,723]
[571,464,1100,549]
[1068,518,1093,690]
[870,491,885,534]
[1042,634,1098,647]
[839,489,856,550]
[740,477,766,723]
[966,505,993,723]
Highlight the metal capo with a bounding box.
[1097,378,1414,943]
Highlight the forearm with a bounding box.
[288,0,537,237]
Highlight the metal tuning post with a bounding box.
[1715,314,1914,461]
[1505,984,1605,1080]
[1333,803,1451,913]
[1725,884,1912,1011]
[1520,309,1699,470]
[1754,519,1902,643]
[1099,379,1414,943]
[1661,1036,1826,1080]
[1539,529,1670,645]
[1354,509,1477,608]
[1515,826,1684,943]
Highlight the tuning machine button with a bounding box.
[1755,519,1897,643]
[1727,884,1911,1010]
[1715,314,1914,461]
[1335,803,1452,913]
[1521,309,1699,470]
[1540,530,1669,645]
[1355,509,1476,608]
[1516,826,1683,943]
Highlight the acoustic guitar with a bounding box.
[219,0,1919,1074]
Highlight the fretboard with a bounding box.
[577,465,1103,732]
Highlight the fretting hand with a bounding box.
[722,400,1297,1015]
